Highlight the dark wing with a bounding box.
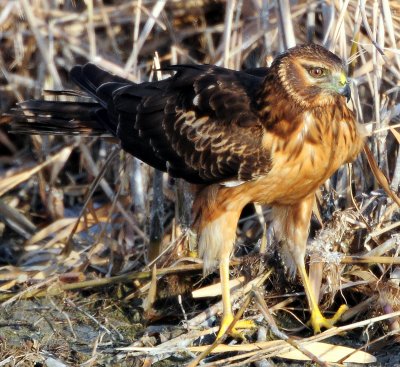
[109,64,271,183]
[161,65,271,182]
[11,63,272,184]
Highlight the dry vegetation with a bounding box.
[0,0,399,366]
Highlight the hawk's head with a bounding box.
[273,44,350,108]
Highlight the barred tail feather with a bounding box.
[8,99,112,137]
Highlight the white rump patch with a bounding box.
[193,94,200,106]
[221,180,245,187]
[207,84,216,89]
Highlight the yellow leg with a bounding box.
[297,261,348,333]
[274,196,348,334]
[193,187,255,339]
[216,256,255,339]
[187,229,198,258]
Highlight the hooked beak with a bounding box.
[339,83,351,102]
[337,72,351,102]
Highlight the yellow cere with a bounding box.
[340,72,347,86]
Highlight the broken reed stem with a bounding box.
[63,147,119,255]
[252,288,329,367]
[0,262,205,303]
[342,255,400,264]
[187,291,254,367]
[184,311,400,366]
[1,254,398,303]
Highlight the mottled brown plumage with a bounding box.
[10,44,365,336]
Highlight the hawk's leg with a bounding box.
[273,195,348,334]
[297,260,348,333]
[195,188,255,338]
[217,255,256,338]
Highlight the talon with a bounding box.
[309,304,349,334]
[217,313,256,339]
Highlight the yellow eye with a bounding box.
[308,67,326,78]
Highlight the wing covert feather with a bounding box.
[157,66,271,182]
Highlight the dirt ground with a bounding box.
[0,289,399,366]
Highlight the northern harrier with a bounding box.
[10,44,365,336]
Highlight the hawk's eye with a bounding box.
[308,67,326,78]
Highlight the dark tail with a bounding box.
[7,63,169,172]
[9,96,111,136]
[7,63,132,137]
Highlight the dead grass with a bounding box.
[0,0,400,366]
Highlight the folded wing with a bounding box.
[11,63,272,184]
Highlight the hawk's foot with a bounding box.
[309,304,348,334]
[217,313,256,339]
